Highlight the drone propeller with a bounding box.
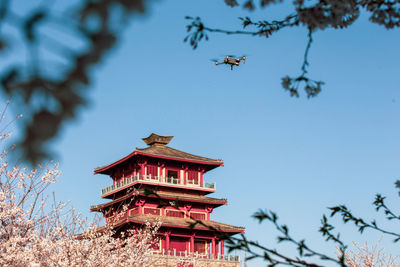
[236,55,247,64]
[210,59,219,62]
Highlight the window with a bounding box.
[167,170,179,184]
[167,170,178,178]
[147,165,158,177]
[194,240,206,254]
[166,210,185,218]
[187,170,198,184]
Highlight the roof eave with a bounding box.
[90,193,227,212]
[94,151,138,175]
[135,151,224,167]
[94,151,224,175]
[125,217,245,233]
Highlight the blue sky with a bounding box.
[4,0,400,266]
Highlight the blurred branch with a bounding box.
[281,29,324,98]
[185,0,400,97]
[188,210,346,266]
[189,183,400,266]
[184,14,298,49]
[329,203,400,242]
[0,0,150,164]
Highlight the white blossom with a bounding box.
[0,136,159,266]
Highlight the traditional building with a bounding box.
[90,133,244,266]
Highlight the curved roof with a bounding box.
[90,190,227,212]
[136,145,223,165]
[116,214,245,234]
[94,134,223,175]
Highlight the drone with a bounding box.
[212,55,246,70]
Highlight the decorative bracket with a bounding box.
[135,199,145,206]
[184,204,192,212]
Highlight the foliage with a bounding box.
[0,108,159,266]
[183,3,400,263]
[0,0,152,164]
[218,186,400,266]
[345,241,400,267]
[185,0,400,98]
[1,0,399,163]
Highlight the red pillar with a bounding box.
[165,233,170,251]
[185,204,192,218]
[183,166,187,185]
[190,235,194,253]
[211,237,215,257]
[221,239,225,255]
[138,204,142,214]
[215,240,219,256]
[160,163,165,182]
[139,163,145,177]
[136,199,145,214]
[206,207,213,220]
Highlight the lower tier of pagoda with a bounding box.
[105,214,244,256]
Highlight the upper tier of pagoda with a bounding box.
[94,133,224,199]
[94,133,223,175]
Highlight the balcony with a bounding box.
[150,250,240,262]
[101,174,216,196]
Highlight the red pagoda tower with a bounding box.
[90,134,244,266]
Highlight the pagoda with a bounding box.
[90,133,244,266]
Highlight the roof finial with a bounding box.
[142,133,173,146]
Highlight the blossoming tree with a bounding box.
[0,108,159,266]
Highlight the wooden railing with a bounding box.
[151,249,240,262]
[101,174,216,196]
